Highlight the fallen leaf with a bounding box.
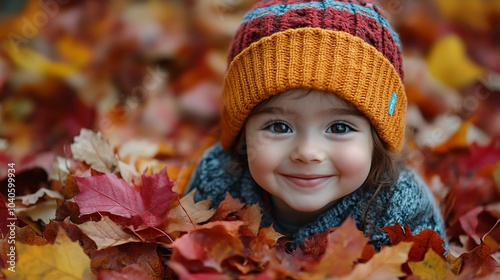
[168,261,231,280]
[457,140,500,173]
[96,263,154,280]
[139,168,178,226]
[117,160,141,186]
[70,128,117,173]
[165,191,216,233]
[320,217,370,277]
[90,242,163,279]
[16,200,59,224]
[78,216,141,250]
[458,206,485,245]
[383,223,446,262]
[73,168,178,228]
[341,242,413,280]
[427,34,485,89]
[117,139,160,161]
[18,187,63,206]
[459,242,500,277]
[209,192,246,222]
[235,203,262,236]
[6,228,93,279]
[251,226,284,251]
[0,194,14,238]
[169,221,244,272]
[408,249,451,280]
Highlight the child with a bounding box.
[186,0,447,251]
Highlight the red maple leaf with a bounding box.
[73,168,178,228]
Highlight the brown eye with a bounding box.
[327,123,352,134]
[266,122,292,133]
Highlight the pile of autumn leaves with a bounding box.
[3,129,500,279]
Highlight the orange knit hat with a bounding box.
[220,0,407,152]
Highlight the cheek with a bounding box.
[333,142,373,176]
[245,132,284,174]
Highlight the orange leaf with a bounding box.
[165,191,216,233]
[341,242,413,280]
[383,223,446,262]
[252,226,284,250]
[318,217,369,277]
[235,203,262,235]
[169,222,244,272]
[209,192,246,222]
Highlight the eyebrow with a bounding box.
[251,106,364,118]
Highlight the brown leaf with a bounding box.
[458,242,500,277]
[209,192,246,222]
[96,263,154,280]
[91,243,163,279]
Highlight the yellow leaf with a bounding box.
[427,34,485,89]
[55,35,92,68]
[341,242,412,280]
[408,249,452,280]
[3,42,79,78]
[5,228,94,279]
[435,0,500,31]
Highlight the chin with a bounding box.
[288,202,329,213]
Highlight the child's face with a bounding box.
[245,89,373,214]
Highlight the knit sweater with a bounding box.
[186,142,447,251]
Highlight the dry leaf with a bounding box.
[408,249,452,280]
[341,242,413,280]
[165,191,216,233]
[18,188,63,206]
[427,34,485,89]
[78,216,141,250]
[70,128,118,173]
[5,228,93,279]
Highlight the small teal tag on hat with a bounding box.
[388,93,397,116]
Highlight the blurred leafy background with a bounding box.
[0,0,499,266]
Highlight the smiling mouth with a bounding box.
[282,174,333,188]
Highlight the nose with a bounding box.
[290,134,326,163]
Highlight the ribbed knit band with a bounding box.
[221,27,406,152]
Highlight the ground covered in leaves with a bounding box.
[0,0,500,279]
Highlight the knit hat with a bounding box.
[220,0,407,152]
